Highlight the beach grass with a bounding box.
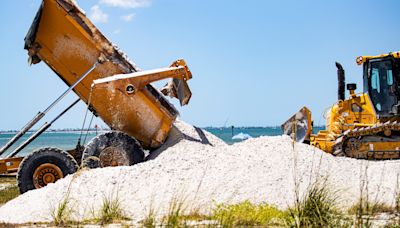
[142,209,156,228]
[161,197,187,227]
[348,199,395,216]
[51,197,72,226]
[287,179,344,227]
[0,177,19,205]
[96,193,128,224]
[0,186,19,205]
[212,200,288,227]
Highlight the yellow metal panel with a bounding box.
[0,157,23,174]
[26,0,191,149]
[311,93,377,153]
[356,51,400,65]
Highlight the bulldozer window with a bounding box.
[371,69,381,93]
[387,70,394,85]
[369,60,396,115]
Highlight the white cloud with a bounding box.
[113,29,121,34]
[90,5,108,23]
[121,13,135,22]
[99,0,151,9]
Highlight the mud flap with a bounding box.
[161,78,192,106]
[281,107,312,143]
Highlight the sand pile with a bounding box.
[0,120,399,224]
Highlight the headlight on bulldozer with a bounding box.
[356,56,364,65]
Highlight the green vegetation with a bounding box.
[161,197,187,227]
[348,199,395,215]
[287,180,343,227]
[180,208,209,222]
[51,197,72,226]
[142,208,156,228]
[140,200,287,227]
[0,177,19,205]
[348,199,396,228]
[141,200,210,227]
[1,176,399,227]
[212,200,287,227]
[0,185,19,205]
[96,193,128,224]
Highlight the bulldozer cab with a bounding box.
[362,56,400,117]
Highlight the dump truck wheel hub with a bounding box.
[33,163,64,189]
[99,146,130,167]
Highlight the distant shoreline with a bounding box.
[0,126,326,134]
[0,129,109,134]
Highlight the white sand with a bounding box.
[0,120,399,224]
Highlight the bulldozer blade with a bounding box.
[161,78,192,106]
[281,107,312,142]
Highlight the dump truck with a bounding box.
[282,51,400,159]
[0,0,193,193]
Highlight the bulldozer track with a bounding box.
[332,121,400,159]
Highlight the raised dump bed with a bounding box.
[0,0,193,193]
[25,0,192,149]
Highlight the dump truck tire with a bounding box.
[82,131,144,168]
[17,147,78,194]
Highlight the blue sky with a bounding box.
[0,0,399,130]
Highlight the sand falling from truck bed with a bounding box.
[0,120,400,224]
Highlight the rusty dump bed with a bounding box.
[25,0,181,149]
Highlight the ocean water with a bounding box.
[0,132,98,157]
[0,126,325,156]
[205,126,325,144]
[206,127,283,144]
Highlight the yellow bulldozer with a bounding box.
[282,51,400,159]
[0,0,193,193]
